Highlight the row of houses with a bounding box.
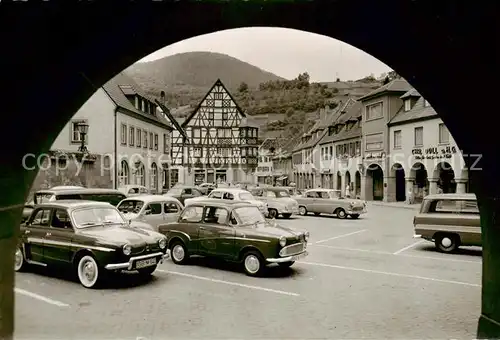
[260,79,468,204]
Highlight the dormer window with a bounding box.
[404,99,412,111]
[135,96,140,110]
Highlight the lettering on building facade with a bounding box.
[412,146,458,160]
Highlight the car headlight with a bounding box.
[279,236,286,247]
[123,244,132,256]
[304,232,310,241]
[158,238,167,250]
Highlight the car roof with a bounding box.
[34,200,113,209]
[211,188,248,193]
[120,194,181,204]
[36,188,125,195]
[424,193,477,200]
[187,199,253,209]
[305,188,340,192]
[256,187,291,191]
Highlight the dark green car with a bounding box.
[15,200,169,288]
[158,199,310,276]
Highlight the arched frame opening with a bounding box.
[390,163,406,202]
[366,164,384,201]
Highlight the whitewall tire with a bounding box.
[77,255,100,288]
[243,251,263,276]
[14,246,26,272]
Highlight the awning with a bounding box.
[277,176,288,181]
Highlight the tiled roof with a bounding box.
[292,98,357,152]
[103,72,172,129]
[358,78,412,101]
[389,90,438,125]
[319,101,363,144]
[400,88,420,99]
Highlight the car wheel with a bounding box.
[170,241,189,265]
[278,261,295,268]
[77,255,101,289]
[298,206,307,216]
[336,208,347,219]
[14,245,27,272]
[242,251,264,276]
[282,213,292,219]
[435,234,460,253]
[268,209,278,219]
[138,265,157,276]
[350,214,360,219]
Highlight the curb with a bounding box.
[369,203,420,210]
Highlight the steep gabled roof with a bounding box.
[319,101,363,144]
[102,72,172,129]
[400,88,421,99]
[389,90,438,126]
[155,100,190,141]
[181,79,246,128]
[358,78,412,102]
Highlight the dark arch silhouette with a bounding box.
[1,2,498,338]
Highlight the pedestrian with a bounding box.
[407,186,414,204]
[345,183,351,198]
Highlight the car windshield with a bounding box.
[117,200,144,214]
[239,192,254,200]
[34,193,54,204]
[167,188,182,196]
[274,190,290,197]
[71,207,125,228]
[233,206,266,225]
[328,191,342,199]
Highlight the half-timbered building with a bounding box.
[171,79,259,185]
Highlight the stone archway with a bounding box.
[391,163,406,202]
[410,162,428,202]
[345,171,351,197]
[355,171,361,198]
[366,164,384,201]
[336,171,342,190]
[434,162,456,193]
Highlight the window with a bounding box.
[305,191,318,198]
[145,203,162,215]
[117,200,144,214]
[203,207,229,225]
[319,191,330,199]
[404,99,411,111]
[209,191,222,199]
[429,199,479,214]
[143,130,148,148]
[71,120,87,143]
[365,133,383,151]
[149,132,154,150]
[154,133,159,150]
[129,127,135,146]
[163,133,170,154]
[119,160,130,186]
[393,130,402,149]
[120,123,127,145]
[164,202,180,213]
[414,127,423,146]
[366,102,383,120]
[180,206,204,223]
[136,129,142,147]
[439,123,449,144]
[182,188,192,195]
[265,191,277,198]
[30,209,51,226]
[222,192,234,200]
[151,163,158,192]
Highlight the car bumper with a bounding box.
[278,207,299,215]
[266,250,308,263]
[413,234,422,238]
[347,208,366,214]
[105,250,170,270]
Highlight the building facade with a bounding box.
[388,88,467,203]
[171,79,258,185]
[48,72,174,192]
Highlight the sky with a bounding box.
[138,27,392,82]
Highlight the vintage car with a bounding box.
[294,188,366,219]
[23,188,127,222]
[15,201,169,288]
[158,199,309,276]
[249,187,299,219]
[117,195,184,232]
[184,188,268,216]
[413,193,480,252]
[164,185,204,205]
[197,183,216,195]
[117,184,150,197]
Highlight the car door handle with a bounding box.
[45,232,51,237]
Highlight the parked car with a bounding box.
[249,187,299,219]
[184,188,268,216]
[49,185,85,190]
[15,200,169,288]
[23,188,127,222]
[117,195,184,232]
[197,183,216,195]
[117,185,150,197]
[164,185,203,205]
[158,199,309,276]
[294,188,366,219]
[413,193,480,253]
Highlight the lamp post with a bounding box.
[76,122,89,153]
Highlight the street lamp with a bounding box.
[76,122,89,153]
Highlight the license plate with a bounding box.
[135,258,157,269]
[290,252,308,261]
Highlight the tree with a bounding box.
[383,76,390,85]
[238,81,248,93]
[387,70,401,80]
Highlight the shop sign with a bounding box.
[321,168,331,174]
[412,145,458,160]
[365,152,386,159]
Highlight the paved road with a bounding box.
[14,204,481,339]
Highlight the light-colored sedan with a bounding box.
[249,187,299,219]
[184,188,268,216]
[118,184,150,197]
[117,195,184,232]
[294,189,366,219]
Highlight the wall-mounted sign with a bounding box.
[412,146,458,160]
[365,152,386,159]
[321,169,331,174]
